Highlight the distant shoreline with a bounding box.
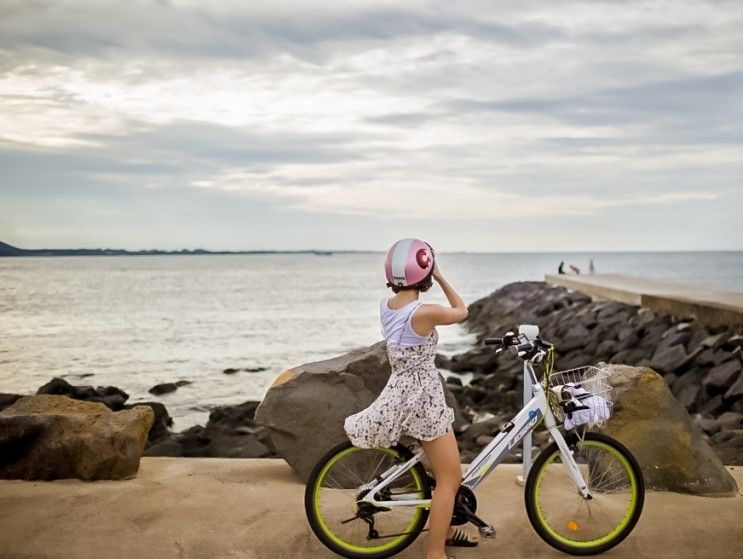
[0,241,344,257]
[1,241,741,257]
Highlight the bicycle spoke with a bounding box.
[369,451,388,480]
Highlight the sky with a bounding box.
[0,0,742,252]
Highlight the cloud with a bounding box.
[0,0,741,249]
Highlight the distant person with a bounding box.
[343,238,479,554]
[570,264,581,274]
[589,259,595,274]
[558,261,565,274]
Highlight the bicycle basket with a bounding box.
[547,365,613,429]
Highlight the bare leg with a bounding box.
[420,430,462,559]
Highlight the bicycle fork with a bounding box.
[546,421,592,499]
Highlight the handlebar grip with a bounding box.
[516,341,534,352]
[484,338,504,346]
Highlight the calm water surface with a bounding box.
[1,251,741,429]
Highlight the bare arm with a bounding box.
[411,262,468,336]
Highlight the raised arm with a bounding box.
[411,262,468,336]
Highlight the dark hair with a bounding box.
[387,270,433,293]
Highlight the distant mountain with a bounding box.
[0,241,24,256]
[0,241,340,257]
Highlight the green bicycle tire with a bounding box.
[525,432,645,556]
[304,440,432,559]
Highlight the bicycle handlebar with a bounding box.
[483,330,554,362]
[484,332,519,347]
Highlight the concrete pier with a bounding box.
[545,273,743,327]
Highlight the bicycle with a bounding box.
[305,331,645,557]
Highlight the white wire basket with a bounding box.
[547,365,614,428]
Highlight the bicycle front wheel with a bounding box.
[525,432,644,555]
[304,440,431,559]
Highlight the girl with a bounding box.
[344,238,479,559]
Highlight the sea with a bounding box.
[1,251,741,430]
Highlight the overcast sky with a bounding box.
[0,0,741,251]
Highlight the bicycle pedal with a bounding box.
[478,525,496,538]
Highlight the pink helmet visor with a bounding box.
[384,238,435,287]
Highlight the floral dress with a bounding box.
[343,327,455,449]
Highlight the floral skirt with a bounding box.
[343,363,455,449]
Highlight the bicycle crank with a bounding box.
[451,485,496,538]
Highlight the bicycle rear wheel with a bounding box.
[525,432,644,555]
[304,440,431,559]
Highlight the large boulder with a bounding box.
[0,394,153,481]
[255,341,466,481]
[601,364,737,495]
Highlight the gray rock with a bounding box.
[694,348,716,367]
[723,334,743,350]
[693,414,719,434]
[724,372,743,400]
[124,401,173,443]
[147,400,275,459]
[614,332,641,352]
[595,339,616,358]
[148,383,178,395]
[610,348,646,365]
[650,344,687,374]
[696,348,733,368]
[716,412,743,431]
[143,439,183,457]
[556,351,593,370]
[672,369,706,399]
[703,360,742,390]
[254,341,465,481]
[447,349,498,373]
[659,326,692,348]
[676,384,700,409]
[617,326,637,341]
[601,364,737,495]
[698,394,725,416]
[699,333,728,349]
[560,323,592,352]
[709,429,743,465]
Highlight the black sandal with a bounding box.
[444,527,479,547]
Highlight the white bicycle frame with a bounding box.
[357,361,591,508]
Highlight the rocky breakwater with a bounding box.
[437,281,743,466]
[0,394,153,480]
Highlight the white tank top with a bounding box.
[379,297,430,347]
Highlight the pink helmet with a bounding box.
[384,238,435,288]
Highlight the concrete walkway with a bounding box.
[545,273,743,326]
[1,458,741,559]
